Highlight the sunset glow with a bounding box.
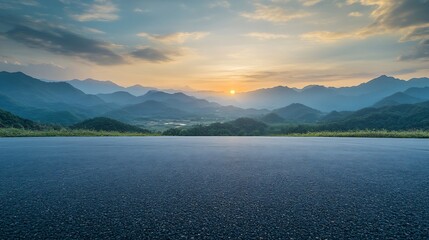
[1,0,428,91]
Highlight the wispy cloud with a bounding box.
[0,0,39,9]
[399,39,429,61]
[241,69,375,84]
[245,32,289,40]
[0,56,81,79]
[299,0,321,7]
[84,27,105,34]
[400,25,429,42]
[4,24,125,65]
[301,31,363,42]
[348,11,363,17]
[130,47,182,63]
[241,4,310,23]
[18,0,39,6]
[137,32,210,44]
[209,0,230,9]
[71,0,119,22]
[133,8,149,13]
[301,0,429,53]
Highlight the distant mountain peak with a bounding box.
[288,103,308,107]
[128,84,145,88]
[173,92,190,97]
[144,90,165,96]
[278,103,321,112]
[373,92,422,108]
[272,103,322,123]
[0,71,31,78]
[302,85,325,90]
[369,75,399,82]
[273,85,294,90]
[111,91,133,95]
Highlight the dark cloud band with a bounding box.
[130,47,175,63]
[3,24,125,65]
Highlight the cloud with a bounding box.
[133,8,149,13]
[3,25,125,65]
[0,56,81,79]
[303,0,429,40]
[130,47,181,63]
[210,1,230,8]
[301,0,429,60]
[137,32,210,44]
[71,0,118,22]
[245,32,289,40]
[361,0,429,30]
[353,0,429,61]
[399,39,429,61]
[241,4,310,23]
[18,0,39,6]
[341,0,429,33]
[0,0,39,9]
[241,69,375,83]
[299,0,322,7]
[348,11,363,17]
[401,25,429,42]
[84,27,105,34]
[301,31,361,42]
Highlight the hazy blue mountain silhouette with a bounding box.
[372,86,429,107]
[97,91,141,106]
[67,78,156,95]
[403,87,429,100]
[104,90,268,122]
[138,91,220,112]
[272,103,322,123]
[2,71,429,127]
[235,75,429,111]
[0,72,112,124]
[126,85,159,96]
[67,79,125,94]
[0,72,266,124]
[136,90,268,118]
[373,92,422,108]
[0,72,104,107]
[105,100,193,121]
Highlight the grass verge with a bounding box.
[274,130,429,138]
[1,128,429,138]
[0,128,158,137]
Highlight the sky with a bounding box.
[0,0,428,92]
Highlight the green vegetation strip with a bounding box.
[274,130,429,138]
[0,128,158,137]
[1,128,429,138]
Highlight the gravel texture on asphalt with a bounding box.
[0,137,428,239]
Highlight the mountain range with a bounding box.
[1,71,429,131]
[167,100,429,136]
[0,71,266,126]
[59,74,429,112]
[65,78,157,96]
[234,75,429,111]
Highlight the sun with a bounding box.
[229,89,236,95]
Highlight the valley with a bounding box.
[1,71,429,136]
